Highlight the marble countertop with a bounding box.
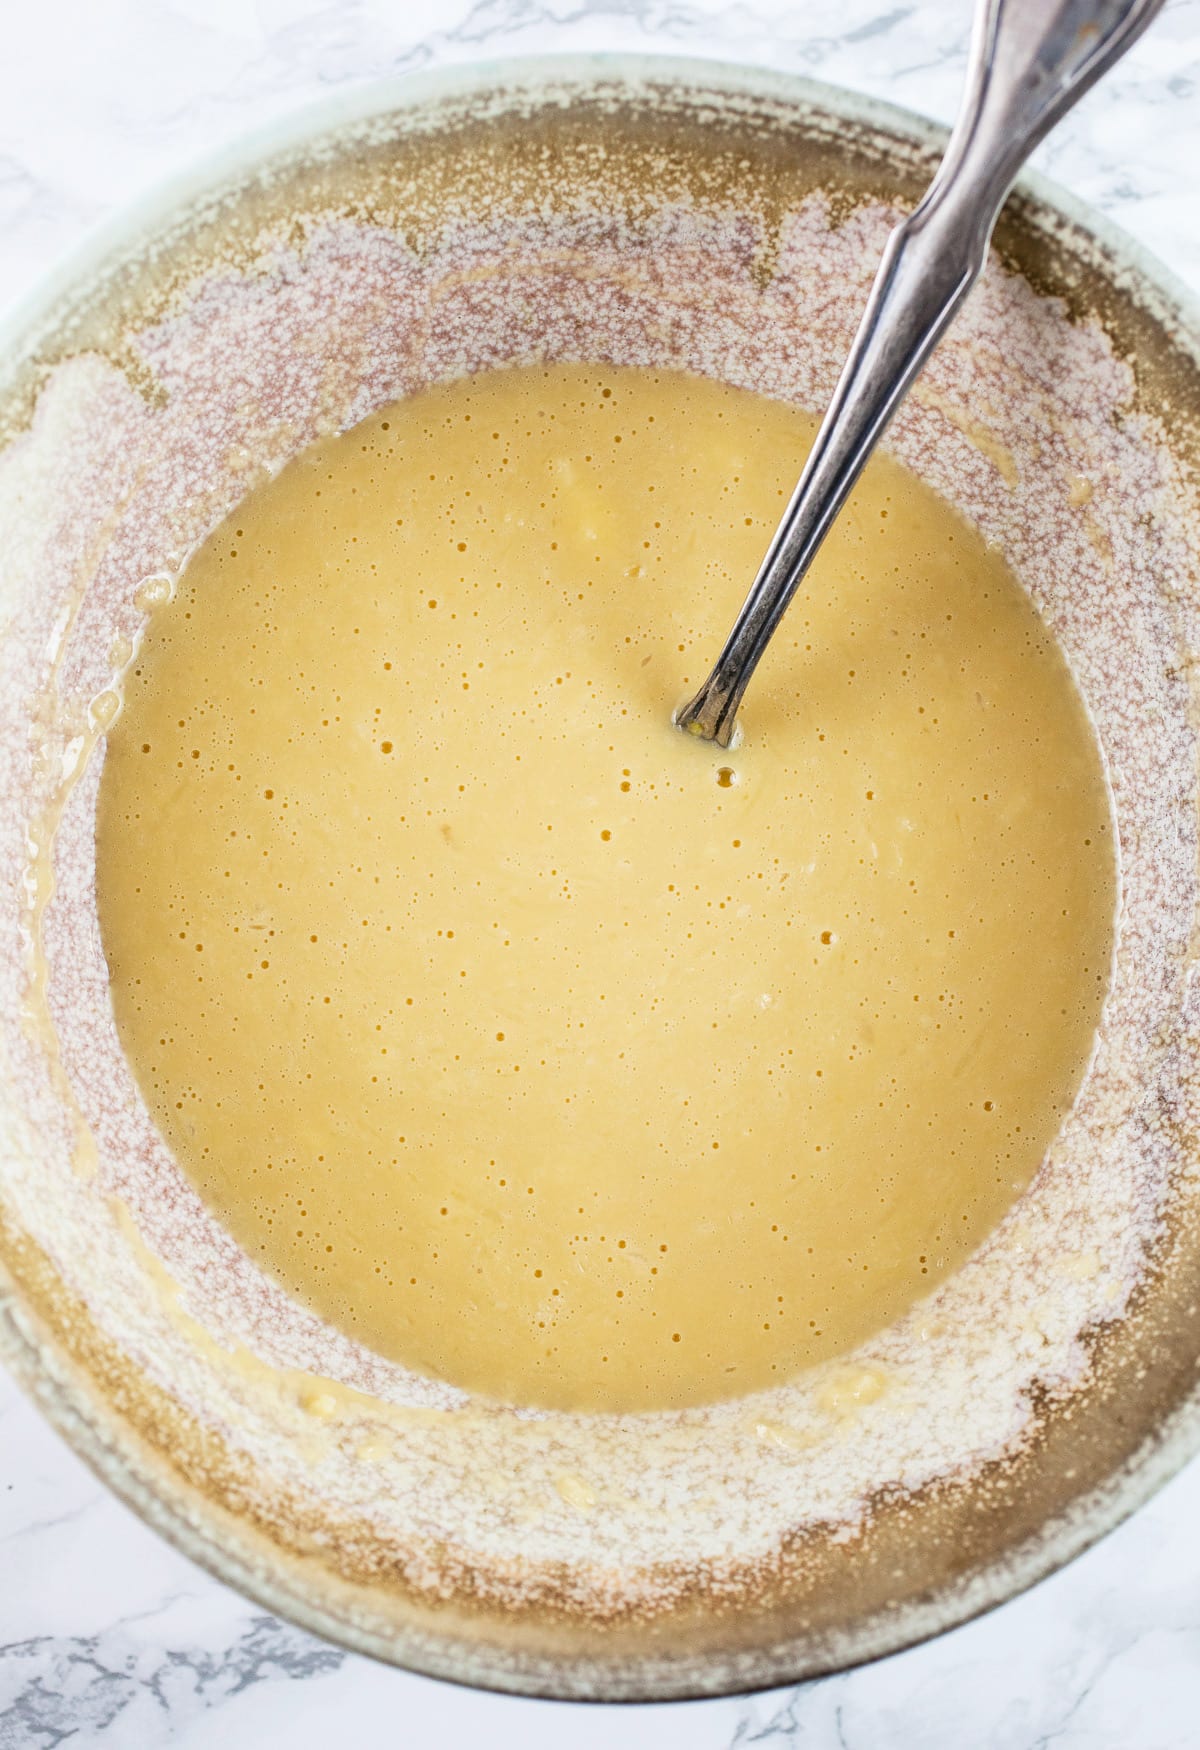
[3,2,1200,1745]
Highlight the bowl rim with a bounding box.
[2,48,1200,1702]
[3,50,1200,386]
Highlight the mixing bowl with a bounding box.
[1,56,1199,1700]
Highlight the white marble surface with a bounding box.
[3,2,1200,1744]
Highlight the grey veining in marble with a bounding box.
[3,3,1200,1746]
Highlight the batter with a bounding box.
[95,364,1116,1413]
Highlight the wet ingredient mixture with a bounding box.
[96,363,1116,1412]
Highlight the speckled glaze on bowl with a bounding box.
[2,57,1200,1701]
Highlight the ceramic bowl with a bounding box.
[2,56,1200,1700]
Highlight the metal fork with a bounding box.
[674,0,1166,748]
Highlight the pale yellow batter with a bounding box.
[96,364,1115,1413]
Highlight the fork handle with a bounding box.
[675,0,1167,748]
